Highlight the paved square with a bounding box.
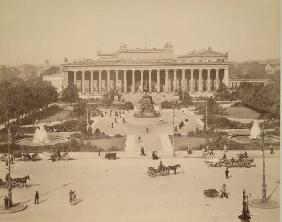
[0,152,279,222]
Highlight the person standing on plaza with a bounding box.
[4,195,8,210]
[223,144,227,153]
[225,168,230,179]
[98,148,101,157]
[69,190,73,202]
[34,191,39,204]
[220,184,228,198]
[209,148,214,156]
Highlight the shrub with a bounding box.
[108,146,120,151]
[161,100,179,109]
[124,101,134,110]
[204,115,251,129]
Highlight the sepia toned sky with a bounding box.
[0,0,280,65]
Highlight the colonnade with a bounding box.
[66,68,228,94]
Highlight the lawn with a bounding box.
[226,106,260,119]
[170,135,211,150]
[40,107,72,123]
[83,136,126,151]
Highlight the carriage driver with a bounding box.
[158,161,165,172]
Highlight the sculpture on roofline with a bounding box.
[120,42,127,50]
[164,42,173,49]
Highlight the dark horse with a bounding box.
[13,175,30,187]
[166,164,181,175]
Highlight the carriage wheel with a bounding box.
[148,171,156,178]
[161,171,169,176]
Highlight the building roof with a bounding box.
[178,47,228,58]
[64,43,228,67]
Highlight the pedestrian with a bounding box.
[98,148,101,156]
[34,191,39,204]
[4,196,8,210]
[209,148,214,156]
[220,184,228,198]
[112,122,114,128]
[140,146,145,156]
[69,190,73,202]
[225,168,229,179]
[270,146,274,154]
[223,144,227,153]
[152,151,155,159]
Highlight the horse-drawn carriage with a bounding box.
[0,175,30,188]
[147,164,181,178]
[147,167,169,177]
[205,154,255,168]
[105,152,117,160]
[22,153,41,161]
[50,151,73,161]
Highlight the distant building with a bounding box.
[259,59,280,75]
[63,43,229,97]
[228,78,269,89]
[42,72,65,93]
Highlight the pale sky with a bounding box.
[0,0,280,65]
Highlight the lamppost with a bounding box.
[7,125,12,207]
[205,100,208,130]
[261,123,267,202]
[172,107,175,157]
[250,122,279,209]
[86,92,90,130]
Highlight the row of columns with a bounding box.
[68,68,227,94]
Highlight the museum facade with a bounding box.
[63,43,230,95]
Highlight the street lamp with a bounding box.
[205,100,208,130]
[86,92,90,130]
[7,125,12,207]
[172,107,176,157]
[250,122,279,209]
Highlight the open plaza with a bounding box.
[0,101,280,222]
[0,1,280,222]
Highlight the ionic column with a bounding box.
[132,70,135,92]
[115,70,118,88]
[64,71,68,89]
[181,69,185,90]
[149,70,152,92]
[199,69,203,92]
[74,72,77,87]
[82,71,85,93]
[90,71,94,93]
[106,70,110,91]
[215,69,219,90]
[140,70,144,92]
[173,69,177,91]
[123,70,127,92]
[224,68,229,86]
[165,69,169,92]
[207,69,211,91]
[98,70,102,93]
[190,69,194,92]
[157,69,160,92]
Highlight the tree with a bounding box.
[214,83,233,101]
[73,101,87,118]
[44,66,60,75]
[61,84,79,104]
[179,90,192,107]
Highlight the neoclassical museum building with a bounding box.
[63,43,230,96]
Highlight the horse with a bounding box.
[13,175,30,187]
[166,164,181,175]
